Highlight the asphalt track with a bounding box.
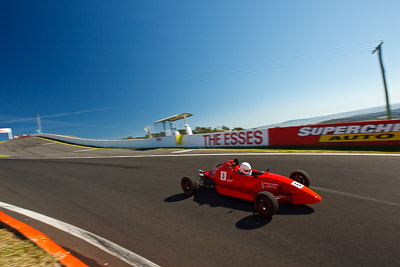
[1,137,400,266]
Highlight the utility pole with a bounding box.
[372,41,391,119]
[36,114,42,133]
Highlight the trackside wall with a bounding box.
[31,120,400,148]
[268,119,400,147]
[31,129,269,148]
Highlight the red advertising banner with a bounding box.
[268,119,400,146]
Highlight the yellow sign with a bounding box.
[318,132,400,143]
[176,134,183,145]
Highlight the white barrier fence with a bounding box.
[32,129,269,149]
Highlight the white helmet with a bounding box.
[240,162,252,175]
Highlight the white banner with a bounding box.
[183,129,269,147]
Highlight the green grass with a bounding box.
[0,227,61,267]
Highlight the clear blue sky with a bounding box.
[1,0,399,141]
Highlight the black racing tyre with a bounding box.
[181,176,198,196]
[289,170,311,187]
[254,191,279,218]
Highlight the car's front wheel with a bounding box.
[289,170,311,187]
[181,176,198,196]
[254,191,279,218]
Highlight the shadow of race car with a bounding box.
[181,159,322,218]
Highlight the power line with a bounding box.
[135,47,374,91]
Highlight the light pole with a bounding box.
[372,41,391,119]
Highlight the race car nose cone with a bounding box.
[291,188,322,205]
[312,193,322,203]
[303,193,322,204]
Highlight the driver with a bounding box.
[239,162,252,176]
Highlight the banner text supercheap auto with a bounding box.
[268,120,400,146]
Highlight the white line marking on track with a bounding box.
[171,149,198,154]
[0,201,160,267]
[73,149,96,153]
[312,186,400,207]
[51,152,400,160]
[5,152,400,160]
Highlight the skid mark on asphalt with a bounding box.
[312,186,400,207]
[0,201,160,267]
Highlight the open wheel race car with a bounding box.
[181,159,322,218]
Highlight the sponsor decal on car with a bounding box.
[261,182,280,190]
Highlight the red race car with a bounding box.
[181,159,322,218]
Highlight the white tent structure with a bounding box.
[0,128,13,140]
[155,113,193,136]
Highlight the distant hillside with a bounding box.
[319,108,400,124]
[258,103,400,129]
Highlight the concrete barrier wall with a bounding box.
[32,129,269,149]
[32,133,169,148]
[31,120,400,148]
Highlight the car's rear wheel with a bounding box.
[254,191,279,218]
[289,170,311,187]
[181,176,198,196]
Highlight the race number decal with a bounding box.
[291,181,304,189]
[220,171,227,181]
